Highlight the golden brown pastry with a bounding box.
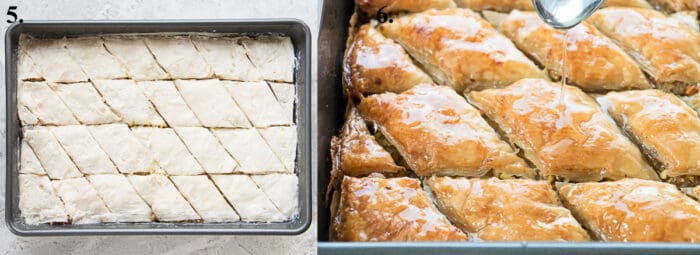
[467,79,659,182]
[331,176,468,241]
[355,0,455,15]
[559,179,700,242]
[589,8,700,95]
[497,10,651,92]
[427,176,590,241]
[598,89,700,185]
[649,0,699,12]
[344,23,433,96]
[359,84,535,178]
[333,107,405,177]
[455,0,651,12]
[378,8,544,92]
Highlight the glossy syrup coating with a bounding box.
[468,79,658,182]
[599,89,700,177]
[427,176,590,241]
[378,8,544,92]
[454,0,651,12]
[354,0,455,15]
[588,8,700,92]
[559,179,700,242]
[332,176,468,241]
[337,107,405,176]
[344,24,433,96]
[499,10,651,92]
[359,84,535,178]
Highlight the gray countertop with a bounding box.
[0,0,319,254]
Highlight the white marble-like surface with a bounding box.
[0,0,319,254]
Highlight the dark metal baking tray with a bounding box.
[5,19,311,236]
[316,0,700,254]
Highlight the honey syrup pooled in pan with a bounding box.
[532,0,604,112]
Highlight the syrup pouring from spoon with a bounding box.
[531,0,605,117]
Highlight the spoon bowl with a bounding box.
[532,0,605,29]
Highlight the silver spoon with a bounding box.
[532,0,605,29]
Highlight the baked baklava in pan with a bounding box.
[467,79,659,182]
[344,23,433,96]
[378,8,544,92]
[589,8,700,95]
[454,0,651,12]
[331,176,468,241]
[358,84,534,178]
[598,89,700,186]
[426,177,590,241]
[354,0,456,15]
[493,10,651,92]
[559,179,700,242]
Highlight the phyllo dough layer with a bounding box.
[24,128,82,179]
[131,127,204,176]
[251,174,299,220]
[128,174,200,222]
[332,176,467,241]
[102,37,170,80]
[589,8,700,95]
[211,174,285,222]
[87,174,152,222]
[559,179,700,242]
[171,176,240,222]
[359,85,534,178]
[175,79,250,128]
[138,81,201,127]
[64,37,128,80]
[20,81,79,126]
[379,8,544,92]
[21,37,88,83]
[88,124,157,173]
[467,79,658,182]
[20,140,45,175]
[599,89,700,181]
[344,23,433,96]
[18,174,68,225]
[174,127,238,174]
[241,36,295,82]
[51,125,118,175]
[53,177,113,224]
[497,10,651,92]
[50,82,120,125]
[355,0,455,15]
[427,177,589,241]
[93,79,166,126]
[144,36,213,79]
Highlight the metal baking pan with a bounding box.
[316,1,700,254]
[5,19,311,236]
